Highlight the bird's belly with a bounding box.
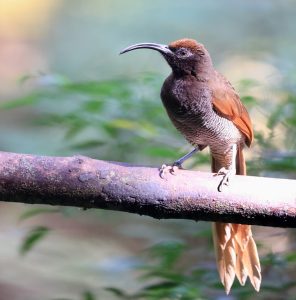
[174,113,243,150]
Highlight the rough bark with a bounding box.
[0,151,295,227]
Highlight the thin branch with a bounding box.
[0,151,295,227]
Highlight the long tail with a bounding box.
[211,146,261,294]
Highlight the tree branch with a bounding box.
[0,151,295,227]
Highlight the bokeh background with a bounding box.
[0,1,295,299]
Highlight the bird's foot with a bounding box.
[159,162,183,179]
[216,167,235,192]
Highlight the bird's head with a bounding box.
[120,38,212,76]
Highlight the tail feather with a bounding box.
[235,245,248,286]
[233,223,252,251]
[211,145,261,293]
[213,223,261,293]
[232,223,249,286]
[212,223,236,294]
[242,237,262,291]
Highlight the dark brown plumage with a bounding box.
[120,38,261,293]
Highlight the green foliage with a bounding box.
[2,71,296,299]
[82,291,96,300]
[3,72,296,171]
[106,241,205,300]
[20,226,51,255]
[2,74,207,165]
[51,290,97,300]
[18,207,59,221]
[105,241,296,300]
[267,93,296,149]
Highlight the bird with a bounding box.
[120,38,261,294]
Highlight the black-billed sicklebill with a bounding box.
[120,38,261,294]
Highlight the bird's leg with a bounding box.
[159,147,199,178]
[217,144,237,192]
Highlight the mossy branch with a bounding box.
[0,151,295,227]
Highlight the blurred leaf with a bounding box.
[37,73,71,86]
[261,252,286,268]
[82,291,96,300]
[135,281,203,300]
[17,74,35,85]
[0,94,41,109]
[70,139,105,150]
[141,270,184,282]
[260,153,296,172]
[286,252,296,262]
[19,207,59,222]
[82,99,105,112]
[267,95,296,147]
[109,118,140,130]
[143,146,179,158]
[104,287,127,298]
[147,241,185,270]
[238,78,260,89]
[193,227,212,238]
[138,281,179,296]
[64,122,88,140]
[20,226,50,255]
[241,95,257,106]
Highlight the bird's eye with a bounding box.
[177,48,190,58]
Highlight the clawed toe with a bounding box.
[215,167,227,176]
[159,163,181,179]
[216,168,235,192]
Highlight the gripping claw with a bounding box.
[159,163,182,179]
[216,167,235,192]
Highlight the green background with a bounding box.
[0,1,295,299]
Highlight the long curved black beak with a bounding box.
[120,43,173,55]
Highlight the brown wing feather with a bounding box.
[211,72,254,147]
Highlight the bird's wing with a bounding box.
[211,72,253,147]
